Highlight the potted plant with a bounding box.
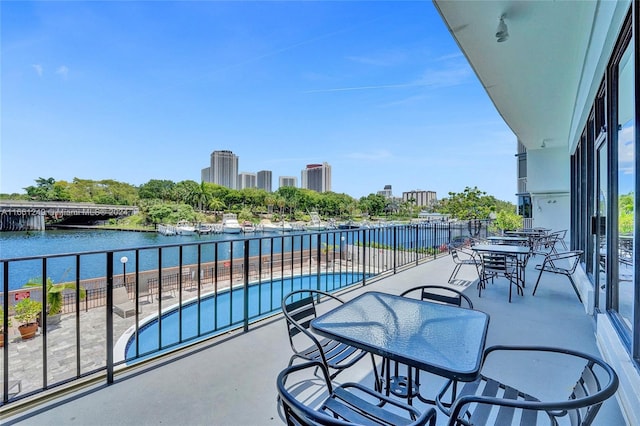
[24,277,86,326]
[14,298,42,340]
[0,305,11,347]
[320,243,336,262]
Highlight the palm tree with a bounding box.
[24,277,86,316]
[264,195,276,215]
[208,198,226,218]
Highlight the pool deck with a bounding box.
[1,254,627,425]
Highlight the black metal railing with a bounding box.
[0,221,489,406]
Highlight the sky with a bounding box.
[1,1,517,203]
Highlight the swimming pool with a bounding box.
[118,272,368,362]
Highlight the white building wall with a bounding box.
[526,147,571,238]
[526,147,570,193]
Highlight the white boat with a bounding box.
[304,212,326,231]
[260,219,293,233]
[195,224,213,235]
[157,224,176,236]
[241,221,256,233]
[280,221,294,232]
[175,220,196,235]
[222,214,242,234]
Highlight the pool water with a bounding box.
[123,272,367,361]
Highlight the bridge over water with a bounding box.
[0,201,138,231]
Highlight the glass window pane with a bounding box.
[616,40,634,329]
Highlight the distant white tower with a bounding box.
[279,176,298,188]
[257,170,272,192]
[301,162,331,193]
[209,150,238,189]
[238,172,257,189]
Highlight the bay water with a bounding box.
[0,229,319,291]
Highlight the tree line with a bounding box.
[1,177,518,226]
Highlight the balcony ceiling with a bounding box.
[433,0,598,151]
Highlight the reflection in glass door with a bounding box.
[615,40,634,330]
[595,139,607,313]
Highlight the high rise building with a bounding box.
[201,167,211,183]
[301,162,331,193]
[402,190,437,207]
[238,172,257,189]
[206,150,238,189]
[378,184,393,198]
[257,170,272,192]
[279,176,297,188]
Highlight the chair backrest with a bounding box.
[450,236,471,248]
[479,252,510,273]
[277,361,348,426]
[449,246,462,263]
[555,347,618,426]
[278,361,435,426]
[113,286,131,304]
[448,345,619,426]
[568,360,608,425]
[552,229,567,239]
[282,290,344,352]
[547,250,583,273]
[400,285,473,309]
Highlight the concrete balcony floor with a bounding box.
[2,253,627,425]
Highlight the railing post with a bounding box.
[75,255,82,378]
[415,224,420,265]
[362,230,367,285]
[432,223,437,260]
[393,226,397,274]
[2,261,9,404]
[41,259,48,388]
[316,233,322,291]
[106,252,114,384]
[244,239,250,332]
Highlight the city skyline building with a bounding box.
[257,170,272,192]
[200,152,436,199]
[201,167,211,184]
[238,172,257,189]
[402,190,437,207]
[378,184,393,198]
[279,176,297,188]
[301,162,331,193]
[205,150,238,189]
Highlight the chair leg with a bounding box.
[567,275,583,303]
[477,274,485,297]
[370,354,382,392]
[448,264,461,283]
[532,267,545,296]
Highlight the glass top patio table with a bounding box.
[486,235,529,244]
[471,244,531,255]
[310,291,490,382]
[472,243,531,287]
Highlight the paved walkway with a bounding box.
[1,261,369,398]
[1,254,626,425]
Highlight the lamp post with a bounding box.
[120,256,128,286]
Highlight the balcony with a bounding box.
[0,228,628,425]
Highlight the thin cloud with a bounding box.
[435,52,464,62]
[32,64,43,77]
[347,50,407,67]
[415,64,471,88]
[56,65,69,78]
[304,63,472,94]
[304,82,419,94]
[378,94,430,108]
[346,149,392,161]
